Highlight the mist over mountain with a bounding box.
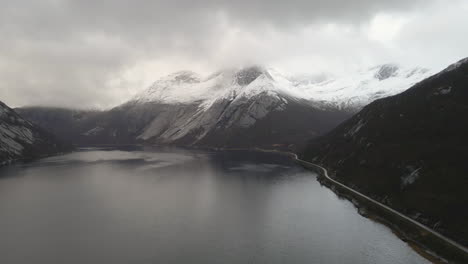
[17,63,430,150]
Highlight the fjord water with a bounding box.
[0,147,428,264]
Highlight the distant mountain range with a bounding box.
[303,57,468,246]
[0,101,69,165]
[17,64,431,150]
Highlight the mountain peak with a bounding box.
[374,64,399,81]
[235,66,271,86]
[130,62,434,109]
[163,71,201,83]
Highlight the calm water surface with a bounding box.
[0,147,428,264]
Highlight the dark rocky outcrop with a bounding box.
[0,101,71,165]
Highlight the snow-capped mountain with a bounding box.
[131,66,294,110]
[0,101,69,165]
[302,57,468,248]
[132,64,433,111]
[112,66,350,149]
[292,64,432,110]
[123,64,431,146]
[17,63,432,150]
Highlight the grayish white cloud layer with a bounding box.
[0,0,467,108]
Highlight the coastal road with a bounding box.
[289,152,468,256]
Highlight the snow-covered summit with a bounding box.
[234,66,272,85]
[131,63,433,111]
[296,64,432,110]
[131,66,277,107]
[162,71,201,83]
[374,64,399,80]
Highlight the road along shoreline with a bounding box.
[290,153,468,264]
[216,148,468,263]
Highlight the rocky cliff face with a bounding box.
[0,101,70,165]
[303,57,468,245]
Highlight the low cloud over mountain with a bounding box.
[1,0,467,108]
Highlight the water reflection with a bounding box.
[0,147,428,264]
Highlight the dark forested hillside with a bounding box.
[303,57,468,245]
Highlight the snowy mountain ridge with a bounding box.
[16,62,435,150]
[297,64,432,110]
[131,64,433,111]
[131,66,289,110]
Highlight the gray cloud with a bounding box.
[0,0,466,108]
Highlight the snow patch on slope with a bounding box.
[345,119,366,138]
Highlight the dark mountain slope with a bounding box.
[16,107,104,145]
[17,68,353,150]
[303,57,468,245]
[18,96,351,150]
[195,95,349,150]
[16,104,170,146]
[0,101,70,165]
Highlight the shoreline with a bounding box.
[4,145,466,263]
[314,174,447,264]
[196,147,467,263]
[297,157,468,264]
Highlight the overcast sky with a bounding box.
[1,0,467,109]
